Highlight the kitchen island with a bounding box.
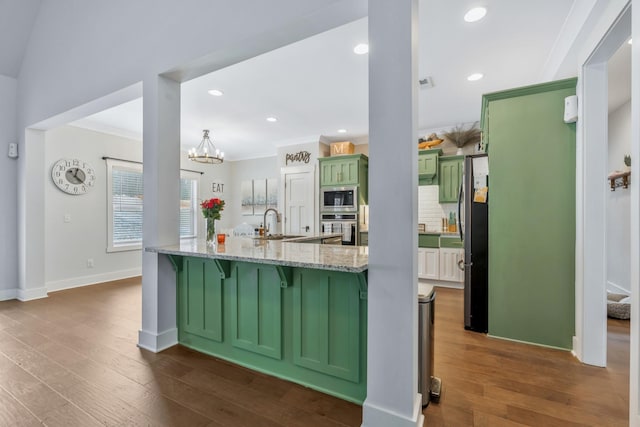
[147,236,368,403]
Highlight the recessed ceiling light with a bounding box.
[337,129,347,133]
[467,73,484,81]
[464,7,487,23]
[353,43,369,55]
[208,89,224,96]
[628,38,633,45]
[266,116,278,122]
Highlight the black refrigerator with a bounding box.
[458,154,489,332]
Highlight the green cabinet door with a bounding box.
[292,269,364,383]
[418,149,442,185]
[229,262,283,360]
[319,154,368,187]
[320,157,359,186]
[439,156,464,203]
[179,257,224,342]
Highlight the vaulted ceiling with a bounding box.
[3,1,632,160]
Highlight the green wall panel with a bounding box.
[486,80,576,349]
[293,269,361,383]
[230,262,282,360]
[180,258,223,342]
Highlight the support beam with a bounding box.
[363,0,423,426]
[138,75,181,352]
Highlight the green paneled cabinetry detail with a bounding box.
[175,256,367,403]
[482,78,576,349]
[180,257,224,342]
[230,263,282,360]
[418,148,442,185]
[293,269,363,383]
[438,155,464,203]
[319,154,368,187]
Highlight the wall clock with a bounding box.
[51,158,96,195]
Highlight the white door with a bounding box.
[284,169,315,235]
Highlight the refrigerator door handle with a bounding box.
[457,181,464,241]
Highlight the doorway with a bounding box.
[282,166,316,236]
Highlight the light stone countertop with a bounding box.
[146,235,368,273]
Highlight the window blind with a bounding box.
[112,167,144,245]
[180,177,197,238]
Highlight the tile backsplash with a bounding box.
[418,186,457,232]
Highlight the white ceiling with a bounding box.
[3,1,632,160]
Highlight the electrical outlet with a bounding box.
[64,214,71,223]
[87,258,94,268]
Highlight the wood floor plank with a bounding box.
[0,362,68,419]
[40,402,104,427]
[0,387,41,427]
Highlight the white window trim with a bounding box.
[106,159,201,252]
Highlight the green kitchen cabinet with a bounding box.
[292,268,364,383]
[229,262,283,360]
[438,155,464,203]
[179,257,224,342]
[482,78,576,349]
[319,154,368,187]
[175,256,368,404]
[418,148,442,185]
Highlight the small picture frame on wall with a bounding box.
[418,223,426,233]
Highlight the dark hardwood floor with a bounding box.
[0,279,629,426]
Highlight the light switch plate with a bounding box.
[8,143,18,158]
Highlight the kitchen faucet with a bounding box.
[263,208,280,235]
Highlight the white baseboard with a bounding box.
[0,288,18,301]
[137,328,178,353]
[607,280,631,296]
[17,286,48,301]
[46,268,142,293]
[362,394,424,427]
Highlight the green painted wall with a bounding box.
[485,79,576,349]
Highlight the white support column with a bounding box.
[363,1,423,426]
[629,3,639,425]
[18,128,48,301]
[138,74,181,352]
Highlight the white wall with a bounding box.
[44,126,143,291]
[0,75,18,299]
[607,100,632,294]
[43,125,238,291]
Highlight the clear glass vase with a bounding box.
[206,218,215,246]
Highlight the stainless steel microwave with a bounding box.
[320,186,358,212]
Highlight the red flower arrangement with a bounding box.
[201,198,225,220]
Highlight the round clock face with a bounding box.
[51,158,96,195]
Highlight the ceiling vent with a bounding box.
[419,76,434,88]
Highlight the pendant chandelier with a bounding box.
[188,129,224,164]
